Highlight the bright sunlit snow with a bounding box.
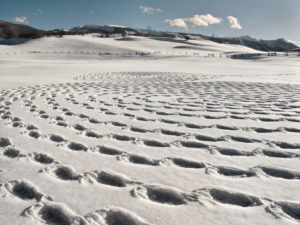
[0,35,300,225]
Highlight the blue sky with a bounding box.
[1,0,299,44]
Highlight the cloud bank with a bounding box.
[14,16,28,24]
[165,14,243,30]
[227,16,242,29]
[165,13,221,29]
[140,6,162,15]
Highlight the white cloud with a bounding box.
[37,9,43,14]
[165,18,188,29]
[89,10,95,15]
[140,6,162,15]
[188,14,222,27]
[165,13,221,30]
[227,16,242,29]
[14,16,28,24]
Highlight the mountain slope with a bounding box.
[0,20,44,39]
[173,33,298,52]
[230,36,298,52]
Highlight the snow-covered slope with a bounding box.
[0,35,300,225]
[0,35,260,52]
[0,35,261,61]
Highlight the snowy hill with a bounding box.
[0,19,298,52]
[0,34,261,63]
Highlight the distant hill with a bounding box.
[171,33,297,52]
[0,19,298,52]
[206,35,298,52]
[0,20,44,39]
[70,25,141,36]
[62,25,299,51]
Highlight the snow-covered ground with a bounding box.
[0,35,300,225]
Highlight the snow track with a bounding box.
[1,71,300,225]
